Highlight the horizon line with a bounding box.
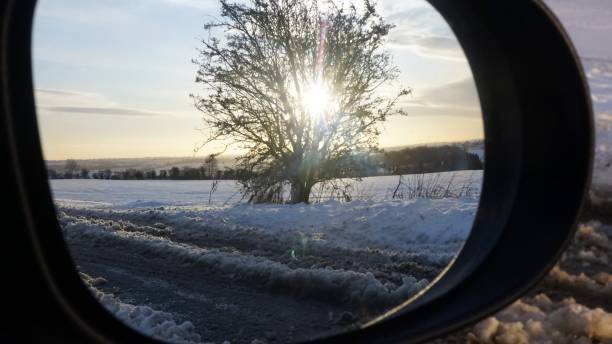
[44,138,485,162]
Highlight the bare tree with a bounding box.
[193,0,410,203]
[64,159,80,179]
[203,154,219,179]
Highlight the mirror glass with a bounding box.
[33,0,484,342]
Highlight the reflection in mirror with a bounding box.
[33,0,484,342]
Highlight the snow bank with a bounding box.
[469,294,612,344]
[469,222,612,344]
[184,198,476,247]
[65,213,429,308]
[544,267,612,302]
[543,223,612,303]
[80,273,203,344]
[57,196,477,253]
[575,223,612,252]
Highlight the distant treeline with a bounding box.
[47,167,248,180]
[47,155,247,180]
[49,146,483,180]
[384,145,483,175]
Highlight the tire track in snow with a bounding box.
[61,211,430,310]
[58,205,453,283]
[72,236,354,343]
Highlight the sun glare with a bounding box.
[302,83,337,120]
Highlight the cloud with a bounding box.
[387,34,465,61]
[378,1,466,61]
[36,88,114,108]
[159,0,218,10]
[406,78,480,113]
[381,0,612,62]
[35,88,171,117]
[543,0,612,31]
[35,0,133,26]
[36,89,85,97]
[542,0,612,59]
[45,106,170,117]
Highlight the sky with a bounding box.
[543,0,612,60]
[32,0,485,160]
[32,0,534,160]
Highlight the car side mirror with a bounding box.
[0,0,592,343]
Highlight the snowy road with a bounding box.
[69,223,354,343]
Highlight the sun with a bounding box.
[302,82,338,120]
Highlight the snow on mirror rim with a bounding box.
[35,0,484,342]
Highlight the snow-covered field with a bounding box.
[51,171,482,343]
[50,171,482,207]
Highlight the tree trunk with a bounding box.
[289,179,313,204]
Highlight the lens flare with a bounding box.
[302,82,340,121]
